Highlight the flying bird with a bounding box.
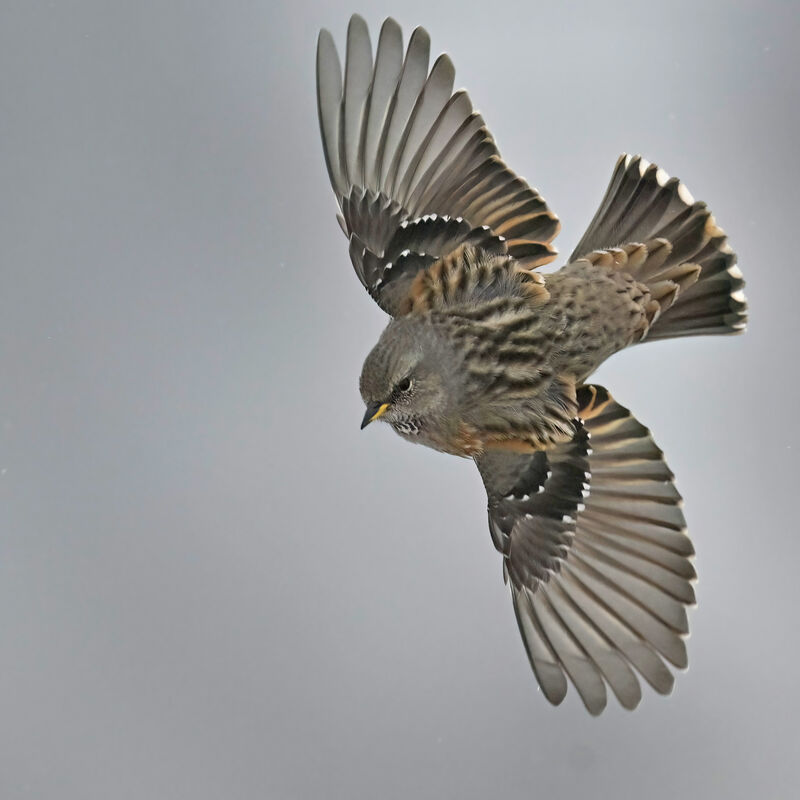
[316,14,746,714]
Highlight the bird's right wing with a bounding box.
[475,385,695,714]
[317,15,560,315]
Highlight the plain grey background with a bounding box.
[2,0,798,797]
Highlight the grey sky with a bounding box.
[1,1,798,797]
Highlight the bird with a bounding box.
[315,14,747,714]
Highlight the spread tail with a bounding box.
[573,154,747,341]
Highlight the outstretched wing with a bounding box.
[475,385,694,714]
[317,15,560,315]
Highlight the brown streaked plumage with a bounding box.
[316,15,747,714]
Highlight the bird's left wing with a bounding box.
[317,15,560,315]
[475,385,695,714]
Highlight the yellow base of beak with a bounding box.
[361,402,390,429]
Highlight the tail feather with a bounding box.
[574,154,747,340]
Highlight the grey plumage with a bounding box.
[316,15,747,714]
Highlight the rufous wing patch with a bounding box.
[399,245,550,315]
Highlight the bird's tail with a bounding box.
[571,154,747,340]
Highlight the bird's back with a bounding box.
[417,246,649,390]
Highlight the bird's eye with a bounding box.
[396,377,412,393]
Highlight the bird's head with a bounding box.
[358,316,462,448]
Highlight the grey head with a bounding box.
[359,315,466,453]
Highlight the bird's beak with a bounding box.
[361,402,389,430]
